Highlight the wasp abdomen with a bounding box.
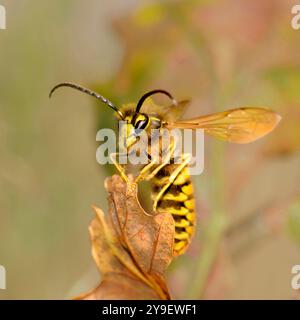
[151,163,196,256]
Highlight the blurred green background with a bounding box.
[1,0,300,299]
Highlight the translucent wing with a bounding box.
[165,107,281,143]
[129,99,190,122]
[164,99,190,122]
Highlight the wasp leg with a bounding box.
[144,143,177,181]
[134,143,176,183]
[134,161,157,183]
[110,153,129,183]
[152,153,191,212]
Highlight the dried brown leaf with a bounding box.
[77,175,174,300]
[78,274,162,300]
[106,175,174,279]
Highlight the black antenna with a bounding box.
[135,89,177,113]
[49,82,125,119]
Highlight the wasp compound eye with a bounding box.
[135,119,147,130]
[133,114,149,135]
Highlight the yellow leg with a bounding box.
[110,153,129,183]
[134,161,158,183]
[134,142,175,183]
[145,143,177,181]
[153,153,191,211]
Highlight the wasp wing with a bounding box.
[165,107,281,143]
[164,99,190,121]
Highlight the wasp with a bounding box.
[50,82,281,256]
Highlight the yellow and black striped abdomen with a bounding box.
[150,163,196,256]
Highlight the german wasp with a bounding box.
[50,82,281,256]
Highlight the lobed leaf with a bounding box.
[77,175,174,300]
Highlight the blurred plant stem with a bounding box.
[188,142,228,299]
[189,212,228,298]
[167,3,229,298]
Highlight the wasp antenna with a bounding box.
[49,82,124,119]
[135,89,177,113]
